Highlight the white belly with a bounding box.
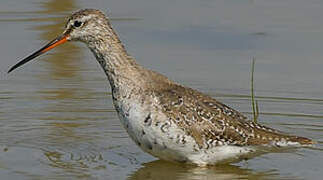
[114,99,255,165]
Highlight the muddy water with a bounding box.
[0,0,322,179]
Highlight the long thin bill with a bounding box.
[8,35,68,73]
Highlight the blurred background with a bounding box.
[0,0,322,179]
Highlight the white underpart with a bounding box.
[115,99,256,165]
[274,139,301,147]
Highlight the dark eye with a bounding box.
[73,20,82,27]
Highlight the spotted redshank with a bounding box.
[8,9,313,165]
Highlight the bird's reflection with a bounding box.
[128,160,279,180]
[129,147,301,180]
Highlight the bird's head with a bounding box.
[8,9,110,73]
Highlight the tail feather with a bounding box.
[246,123,314,146]
[287,136,314,145]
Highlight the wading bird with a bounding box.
[8,9,313,165]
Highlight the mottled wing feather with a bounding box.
[156,84,311,149]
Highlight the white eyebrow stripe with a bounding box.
[78,14,96,22]
[66,14,96,30]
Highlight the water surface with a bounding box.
[0,0,322,179]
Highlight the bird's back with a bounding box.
[152,81,313,149]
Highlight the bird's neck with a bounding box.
[86,30,146,96]
[86,25,175,100]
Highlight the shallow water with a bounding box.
[0,0,323,179]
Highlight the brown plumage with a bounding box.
[8,9,314,165]
[153,82,313,148]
